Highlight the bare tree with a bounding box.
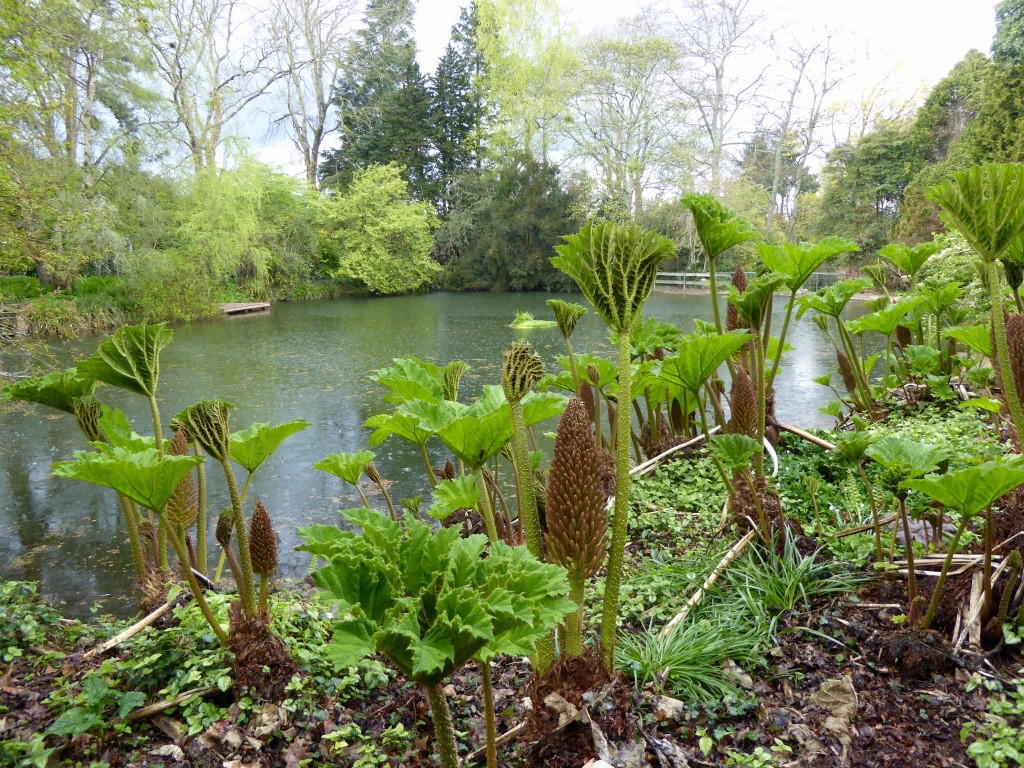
[147,0,288,173]
[565,24,681,218]
[651,0,768,197]
[270,0,360,186]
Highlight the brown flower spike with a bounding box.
[249,498,278,578]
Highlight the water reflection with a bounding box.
[0,291,865,616]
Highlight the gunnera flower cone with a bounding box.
[727,367,758,439]
[545,398,608,658]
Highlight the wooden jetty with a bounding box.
[221,302,270,316]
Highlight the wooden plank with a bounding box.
[221,302,270,316]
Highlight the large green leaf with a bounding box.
[834,432,874,464]
[877,241,942,281]
[681,194,758,261]
[927,164,1024,263]
[903,459,1024,516]
[229,419,310,473]
[756,237,859,291]
[727,272,788,329]
[365,410,435,447]
[865,436,951,477]
[306,511,573,685]
[708,433,760,472]
[53,446,202,513]
[77,323,173,398]
[0,368,96,414]
[428,476,480,522]
[846,297,924,337]
[98,405,155,451]
[659,329,752,394]
[919,283,963,316]
[552,221,675,333]
[945,324,992,358]
[314,450,375,486]
[370,358,445,404]
[796,279,873,319]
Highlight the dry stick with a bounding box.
[777,422,836,451]
[662,530,757,638]
[955,558,1012,653]
[631,428,721,477]
[464,722,528,765]
[83,601,178,660]
[116,686,217,724]
[835,515,898,538]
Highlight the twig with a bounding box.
[115,686,216,724]
[955,559,1011,653]
[631,428,719,477]
[662,530,757,637]
[776,422,835,451]
[835,515,897,538]
[464,722,527,764]
[83,600,180,660]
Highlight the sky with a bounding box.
[257,0,999,174]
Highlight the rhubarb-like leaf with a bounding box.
[314,450,376,486]
[371,358,445,404]
[230,419,310,473]
[757,237,859,291]
[681,194,758,261]
[796,279,873,319]
[428,476,480,521]
[53,446,202,513]
[846,298,924,337]
[660,329,752,395]
[98,405,155,451]
[364,410,435,448]
[945,325,991,358]
[903,459,1024,517]
[865,436,951,478]
[77,323,173,397]
[0,368,96,413]
[708,433,760,472]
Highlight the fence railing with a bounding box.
[655,271,845,292]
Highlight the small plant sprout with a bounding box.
[553,220,676,669]
[903,458,1024,631]
[546,298,588,391]
[709,433,770,542]
[833,432,885,561]
[314,449,376,509]
[802,475,823,538]
[865,436,952,623]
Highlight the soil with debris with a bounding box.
[3,574,1017,768]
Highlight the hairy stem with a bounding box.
[482,663,497,768]
[167,524,227,643]
[510,400,543,559]
[420,443,438,489]
[222,459,257,618]
[857,464,885,562]
[920,515,972,630]
[474,466,499,543]
[117,493,147,582]
[990,261,1024,448]
[194,445,208,575]
[149,395,163,456]
[898,495,918,624]
[565,574,585,658]
[425,682,460,768]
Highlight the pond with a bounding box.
[0,291,856,617]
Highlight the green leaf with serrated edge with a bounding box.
[117,691,146,718]
[521,390,568,427]
[813,373,832,386]
[98,405,155,451]
[846,297,924,337]
[230,419,310,473]
[370,358,445,404]
[796,278,873,319]
[659,329,752,395]
[314,552,395,625]
[53,447,202,513]
[296,524,350,559]
[77,322,173,397]
[324,619,377,671]
[945,325,991,358]
[878,241,942,280]
[681,194,758,261]
[728,272,788,328]
[708,434,760,472]
[865,436,951,478]
[47,707,105,737]
[0,368,96,413]
[960,398,1004,414]
[903,459,1024,517]
[428,476,479,521]
[903,345,941,376]
[400,397,466,434]
[364,410,434,447]
[834,432,874,464]
[757,237,859,291]
[314,450,375,486]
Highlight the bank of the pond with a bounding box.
[0,292,864,617]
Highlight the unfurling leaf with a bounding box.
[230,418,310,473]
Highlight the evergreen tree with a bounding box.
[432,2,487,214]
[320,0,435,200]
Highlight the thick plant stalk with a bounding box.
[425,682,460,768]
[474,467,500,542]
[149,395,164,456]
[194,445,208,575]
[898,495,918,623]
[420,444,437,489]
[857,464,885,561]
[482,663,497,768]
[600,328,634,669]
[156,518,170,570]
[565,576,585,657]
[920,515,973,630]
[117,494,147,581]
[222,460,258,618]
[167,524,227,643]
[989,261,1024,447]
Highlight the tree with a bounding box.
[565,25,680,219]
[476,0,577,161]
[432,2,488,213]
[320,0,435,200]
[814,121,921,253]
[147,0,287,173]
[270,0,360,186]
[651,0,766,196]
[322,163,440,295]
[438,156,583,291]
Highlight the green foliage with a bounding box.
[229,419,310,474]
[962,679,1024,768]
[878,241,942,285]
[315,450,377,487]
[708,434,761,472]
[864,436,950,480]
[659,329,752,395]
[796,279,873,319]
[305,508,575,679]
[77,322,172,398]
[756,237,859,291]
[903,458,1024,517]
[681,194,759,261]
[53,446,202,513]
[0,368,96,413]
[428,476,480,521]
[0,276,50,299]
[321,164,440,295]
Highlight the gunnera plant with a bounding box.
[248,498,278,616]
[545,398,609,657]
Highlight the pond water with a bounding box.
[0,291,857,617]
